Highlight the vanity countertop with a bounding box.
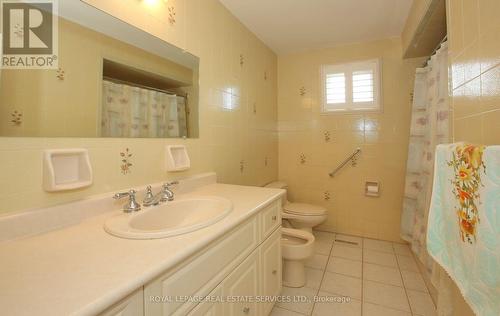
[0,183,283,316]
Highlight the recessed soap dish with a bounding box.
[43,149,93,192]
[166,145,190,172]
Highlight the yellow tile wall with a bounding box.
[448,0,500,145]
[0,0,278,215]
[277,38,423,242]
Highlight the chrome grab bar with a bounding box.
[329,148,361,177]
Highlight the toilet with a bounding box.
[281,227,315,287]
[265,181,327,233]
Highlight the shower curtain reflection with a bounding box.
[101,80,188,138]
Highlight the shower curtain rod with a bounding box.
[422,35,448,67]
[102,76,187,98]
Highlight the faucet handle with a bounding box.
[113,189,141,212]
[158,181,178,202]
[113,189,136,200]
[163,180,179,188]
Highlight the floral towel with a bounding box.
[427,143,500,316]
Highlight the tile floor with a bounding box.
[271,231,437,316]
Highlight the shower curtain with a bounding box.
[101,80,187,138]
[400,42,450,270]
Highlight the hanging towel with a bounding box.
[427,143,500,316]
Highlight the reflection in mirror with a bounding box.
[0,1,199,138]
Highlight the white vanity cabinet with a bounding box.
[143,199,282,316]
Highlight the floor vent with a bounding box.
[334,238,359,246]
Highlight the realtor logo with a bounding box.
[1,0,58,69]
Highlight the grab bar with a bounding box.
[329,148,361,177]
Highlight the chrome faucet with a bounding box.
[156,181,179,202]
[142,185,159,207]
[113,189,141,213]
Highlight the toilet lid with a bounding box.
[283,203,327,216]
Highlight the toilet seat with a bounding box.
[282,227,315,246]
[281,228,315,260]
[283,203,327,216]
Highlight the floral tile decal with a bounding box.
[120,148,133,175]
[10,110,22,126]
[448,144,485,244]
[324,191,331,201]
[56,68,65,80]
[324,131,331,142]
[299,86,306,96]
[299,154,306,164]
[168,6,176,26]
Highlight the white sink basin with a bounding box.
[104,196,232,239]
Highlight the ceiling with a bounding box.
[219,0,413,55]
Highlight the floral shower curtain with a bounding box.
[400,42,450,270]
[101,80,187,138]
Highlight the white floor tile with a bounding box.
[407,290,437,316]
[331,244,363,261]
[321,272,362,299]
[313,292,361,316]
[315,240,333,255]
[392,243,413,257]
[313,231,336,243]
[305,267,324,290]
[363,280,410,312]
[396,254,419,272]
[334,234,362,248]
[363,250,398,267]
[327,257,362,278]
[401,270,428,292]
[305,254,329,270]
[363,238,394,253]
[363,302,412,316]
[363,263,403,287]
[269,306,306,316]
[277,286,317,316]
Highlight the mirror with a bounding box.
[0,0,199,138]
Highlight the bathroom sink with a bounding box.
[104,196,232,239]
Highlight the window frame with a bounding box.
[320,58,382,114]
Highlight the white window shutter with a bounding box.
[321,59,380,113]
[352,70,374,103]
[325,73,346,104]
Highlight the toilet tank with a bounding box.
[265,181,288,205]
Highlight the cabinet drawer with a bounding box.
[260,229,282,316]
[260,200,281,240]
[144,216,259,316]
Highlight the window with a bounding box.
[321,59,381,113]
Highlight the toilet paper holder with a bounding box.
[365,181,380,197]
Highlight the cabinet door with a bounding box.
[260,229,282,316]
[222,251,260,316]
[144,217,258,316]
[187,286,223,316]
[99,288,144,316]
